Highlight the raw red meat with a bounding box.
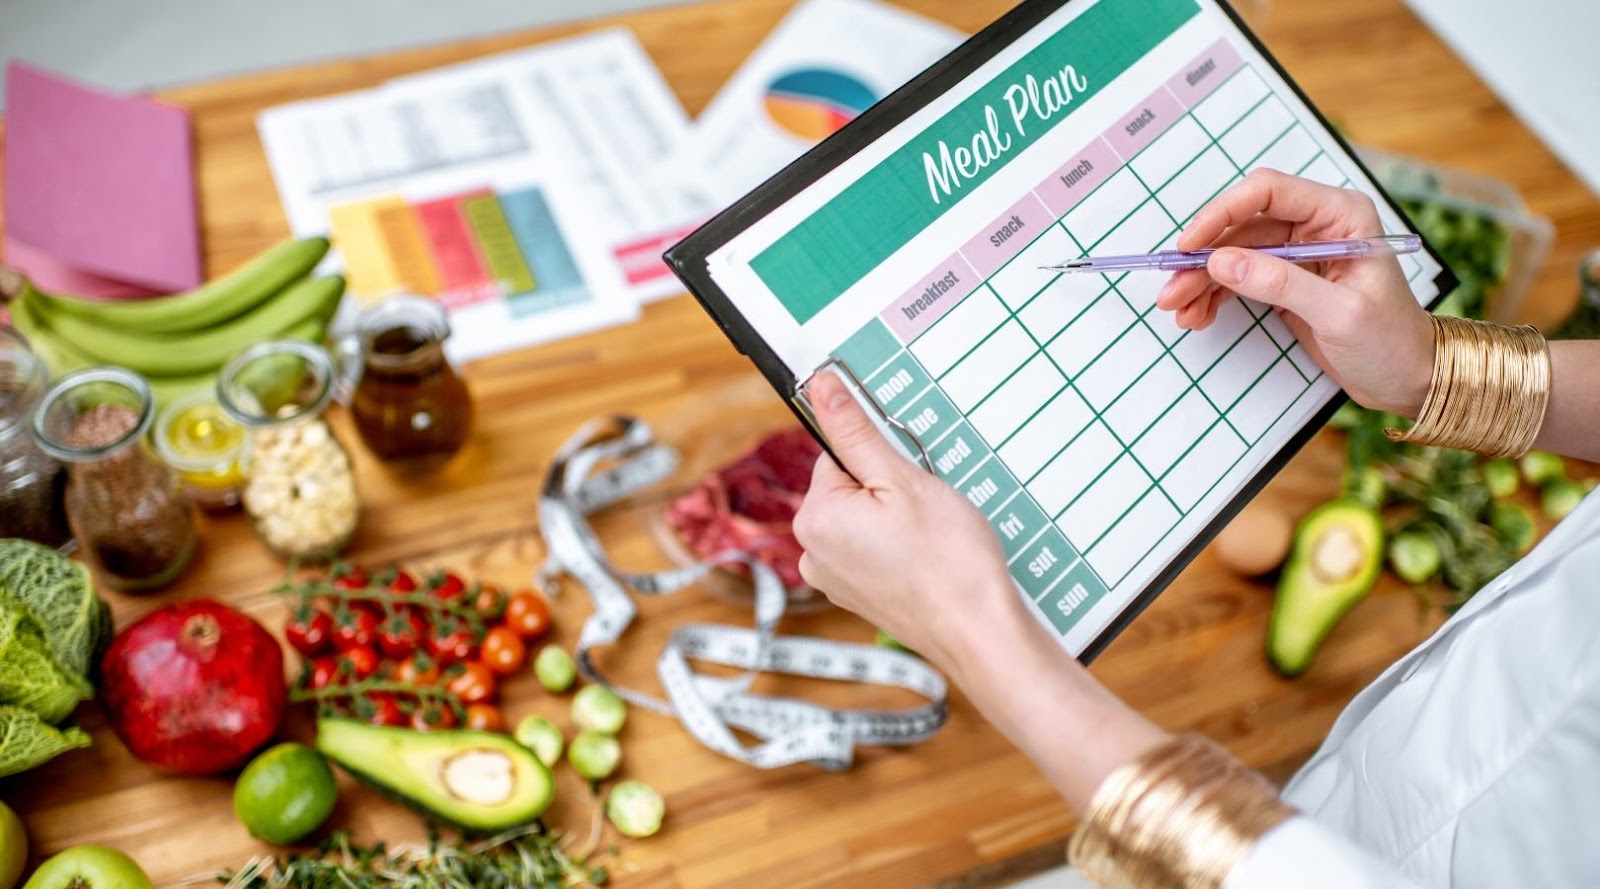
[665,428,822,588]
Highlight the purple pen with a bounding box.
[1041,234,1422,273]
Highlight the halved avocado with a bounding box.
[315,718,554,832]
[1267,499,1385,677]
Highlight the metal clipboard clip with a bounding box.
[796,357,935,474]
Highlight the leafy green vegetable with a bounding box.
[216,827,605,889]
[0,704,90,778]
[1395,195,1512,321]
[0,539,109,677]
[0,602,93,723]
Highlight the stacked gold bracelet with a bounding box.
[1385,315,1552,458]
[1069,733,1293,889]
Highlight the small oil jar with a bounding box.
[153,391,248,509]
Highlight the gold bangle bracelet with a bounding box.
[1069,733,1293,889]
[1386,315,1551,459]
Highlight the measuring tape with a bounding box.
[535,417,948,770]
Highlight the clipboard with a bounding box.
[665,0,1456,661]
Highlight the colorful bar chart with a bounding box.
[328,185,588,314]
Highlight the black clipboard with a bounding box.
[664,0,1456,662]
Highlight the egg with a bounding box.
[1214,503,1294,577]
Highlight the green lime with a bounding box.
[233,742,337,845]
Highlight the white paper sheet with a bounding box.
[679,0,964,206]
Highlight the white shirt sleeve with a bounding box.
[1225,817,1424,889]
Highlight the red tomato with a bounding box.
[502,593,553,642]
[394,655,441,686]
[410,704,458,731]
[367,693,406,727]
[340,644,381,680]
[333,607,378,650]
[389,569,419,594]
[446,661,497,705]
[464,703,505,733]
[430,572,468,604]
[308,656,342,690]
[332,568,370,593]
[480,626,527,676]
[377,609,427,660]
[285,610,334,657]
[427,628,476,665]
[473,583,508,621]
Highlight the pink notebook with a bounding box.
[3,61,201,297]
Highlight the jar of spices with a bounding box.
[341,295,473,468]
[219,340,360,561]
[0,326,69,547]
[30,367,197,591]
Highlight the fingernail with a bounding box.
[1156,278,1179,307]
[1212,250,1247,285]
[823,370,851,410]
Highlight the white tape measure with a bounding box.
[535,417,948,770]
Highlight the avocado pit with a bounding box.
[440,749,516,807]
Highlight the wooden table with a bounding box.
[3,0,1598,886]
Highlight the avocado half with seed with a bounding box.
[1267,500,1385,677]
[315,718,554,832]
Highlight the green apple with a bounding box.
[22,846,151,889]
[0,801,25,889]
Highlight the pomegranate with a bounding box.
[100,598,288,775]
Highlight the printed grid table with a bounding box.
[831,38,1429,639]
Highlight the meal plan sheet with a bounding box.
[671,0,1448,657]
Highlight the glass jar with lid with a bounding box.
[341,295,473,468]
[219,340,360,561]
[30,367,197,590]
[0,326,69,547]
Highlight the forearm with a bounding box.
[1533,340,1600,462]
[948,585,1167,812]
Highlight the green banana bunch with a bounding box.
[1,236,344,408]
[26,237,330,333]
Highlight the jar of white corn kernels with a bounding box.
[218,340,360,561]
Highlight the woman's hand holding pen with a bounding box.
[1156,168,1434,418]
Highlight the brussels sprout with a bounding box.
[605,780,665,838]
[1489,503,1536,555]
[571,685,627,735]
[1482,459,1519,498]
[1542,478,1587,522]
[534,644,577,693]
[1387,530,1441,584]
[568,730,621,782]
[1519,450,1565,487]
[513,715,564,768]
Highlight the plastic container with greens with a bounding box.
[1356,145,1554,325]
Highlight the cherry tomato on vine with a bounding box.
[332,568,370,592]
[427,626,477,665]
[308,656,343,690]
[411,704,458,731]
[285,609,334,657]
[502,592,553,641]
[367,693,407,727]
[480,626,527,676]
[473,583,508,621]
[447,661,498,705]
[464,703,506,732]
[377,609,428,660]
[394,655,442,686]
[430,572,468,604]
[389,569,420,594]
[333,607,378,650]
[340,644,381,680]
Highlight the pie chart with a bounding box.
[763,69,878,142]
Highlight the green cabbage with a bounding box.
[0,603,93,723]
[0,705,90,778]
[0,538,109,677]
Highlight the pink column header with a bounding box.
[1104,86,1184,161]
[883,253,979,342]
[1167,39,1245,109]
[1033,138,1120,218]
[957,193,1053,280]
